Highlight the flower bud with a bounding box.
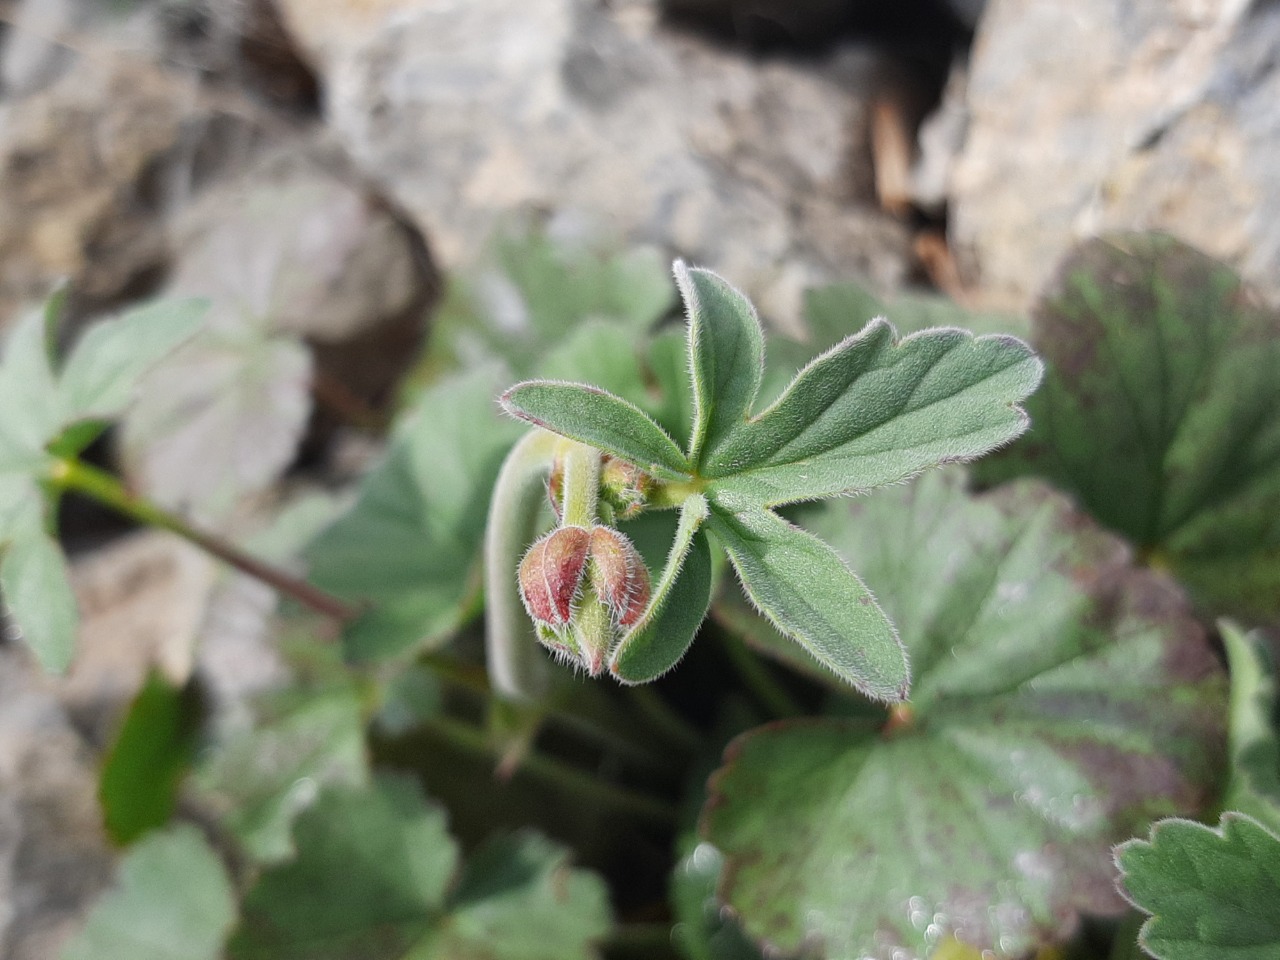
[588,526,651,628]
[518,526,590,628]
[599,456,654,520]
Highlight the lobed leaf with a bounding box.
[704,471,1228,960]
[1116,813,1280,960]
[194,685,369,864]
[1222,622,1280,835]
[61,825,237,960]
[676,262,765,466]
[708,496,908,702]
[979,233,1280,620]
[308,364,522,661]
[59,298,207,425]
[230,776,458,960]
[501,380,690,480]
[231,776,610,960]
[705,321,1042,505]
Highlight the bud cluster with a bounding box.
[517,523,652,676]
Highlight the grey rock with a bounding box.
[950,0,1280,307]
[277,0,912,322]
[0,649,114,960]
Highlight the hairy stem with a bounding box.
[48,457,359,623]
[484,429,560,700]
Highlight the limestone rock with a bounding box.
[276,0,911,321]
[950,0,1280,307]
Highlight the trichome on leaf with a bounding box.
[487,261,1043,703]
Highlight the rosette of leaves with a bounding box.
[496,261,1042,701]
[704,470,1228,959]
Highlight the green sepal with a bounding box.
[501,380,691,481]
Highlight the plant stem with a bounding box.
[48,457,360,623]
[627,686,702,752]
[720,630,804,718]
[421,714,678,826]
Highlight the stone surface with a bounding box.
[949,0,1280,307]
[278,0,912,322]
[0,648,115,960]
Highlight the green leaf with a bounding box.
[670,840,765,960]
[501,380,691,481]
[122,327,312,519]
[0,509,77,672]
[609,496,713,684]
[62,825,237,960]
[194,685,368,863]
[417,832,612,959]
[705,321,1042,505]
[231,777,611,960]
[100,671,204,845]
[0,307,61,460]
[1223,622,1280,835]
[979,233,1280,620]
[1116,813,1280,960]
[703,471,1228,960]
[231,776,458,960]
[707,497,908,702]
[308,364,522,661]
[57,298,207,424]
[416,227,673,385]
[677,262,765,466]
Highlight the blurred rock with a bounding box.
[0,649,114,960]
[950,0,1280,307]
[0,46,266,326]
[275,0,912,321]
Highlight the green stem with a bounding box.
[627,686,702,752]
[557,439,601,528]
[48,457,359,623]
[720,630,804,718]
[421,715,677,826]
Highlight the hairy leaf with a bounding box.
[708,497,907,702]
[704,472,1227,960]
[1116,813,1280,960]
[502,380,690,480]
[677,262,764,466]
[706,321,1042,505]
[980,233,1280,619]
[609,496,713,684]
[62,825,237,960]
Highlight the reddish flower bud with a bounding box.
[599,456,654,520]
[518,526,590,627]
[588,526,651,628]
